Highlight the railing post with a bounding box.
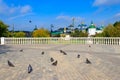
[87,37,93,45]
[118,38,120,45]
[1,37,5,45]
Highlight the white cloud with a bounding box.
[9,7,20,14]
[75,17,85,23]
[114,13,120,17]
[20,5,31,14]
[8,13,34,20]
[102,13,120,24]
[93,0,120,6]
[56,15,72,21]
[0,0,32,15]
[56,15,84,22]
[93,0,107,6]
[0,0,9,14]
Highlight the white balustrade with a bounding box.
[0,37,120,45]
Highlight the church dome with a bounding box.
[89,21,96,28]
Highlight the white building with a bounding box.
[88,22,104,36]
[88,22,96,36]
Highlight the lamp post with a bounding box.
[12,24,14,37]
[72,18,75,33]
[50,24,54,37]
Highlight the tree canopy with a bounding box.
[113,21,120,37]
[32,28,50,37]
[95,21,120,37]
[0,21,9,37]
[102,24,117,37]
[14,31,26,37]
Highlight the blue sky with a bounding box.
[0,0,120,31]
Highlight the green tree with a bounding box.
[0,21,9,37]
[95,33,103,37]
[94,22,120,46]
[95,22,120,37]
[7,32,13,37]
[113,21,120,27]
[32,28,50,37]
[14,31,26,37]
[102,24,117,37]
[113,21,120,37]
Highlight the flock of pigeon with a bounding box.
[7,45,92,74]
[59,49,91,64]
[7,49,34,74]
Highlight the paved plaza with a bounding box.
[0,44,120,80]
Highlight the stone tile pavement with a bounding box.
[0,44,120,80]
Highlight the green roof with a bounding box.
[51,31,63,35]
[96,27,101,30]
[89,24,96,28]
[89,21,96,28]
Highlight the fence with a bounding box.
[0,37,120,45]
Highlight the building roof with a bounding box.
[89,21,96,28]
[96,27,102,30]
[51,31,63,35]
[89,24,96,28]
[96,25,105,30]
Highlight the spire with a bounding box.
[72,18,75,27]
[81,21,84,25]
[34,25,38,31]
[91,21,94,25]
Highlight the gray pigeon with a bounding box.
[28,64,33,73]
[89,45,91,47]
[52,60,58,66]
[41,51,44,55]
[77,54,80,58]
[60,50,63,53]
[63,51,67,55]
[8,60,15,67]
[60,50,67,55]
[86,58,91,64]
[50,57,54,62]
[20,49,23,52]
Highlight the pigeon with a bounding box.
[77,54,80,58]
[41,51,44,55]
[20,49,23,52]
[89,45,91,47]
[52,60,58,66]
[50,57,54,62]
[60,50,67,55]
[28,64,33,73]
[63,51,67,55]
[60,50,63,53]
[86,58,91,64]
[8,60,15,67]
